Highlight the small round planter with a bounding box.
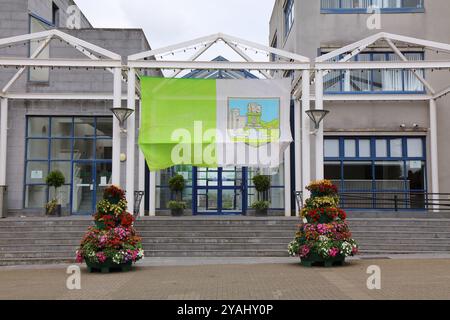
[170,208,184,217]
[85,258,133,273]
[300,252,345,268]
[46,204,62,217]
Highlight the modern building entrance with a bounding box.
[193,167,247,215]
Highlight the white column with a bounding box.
[284,147,292,217]
[138,100,146,217]
[301,70,311,198]
[126,68,136,213]
[429,98,439,195]
[149,172,156,216]
[112,67,122,186]
[0,98,8,186]
[294,98,301,216]
[315,70,324,180]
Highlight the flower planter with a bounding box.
[300,252,345,268]
[46,204,61,217]
[85,259,133,273]
[255,208,268,216]
[171,208,184,217]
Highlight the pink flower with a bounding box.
[352,247,359,255]
[329,247,339,258]
[75,250,83,263]
[96,252,107,263]
[299,245,311,258]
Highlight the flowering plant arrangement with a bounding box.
[289,180,358,265]
[76,185,144,271]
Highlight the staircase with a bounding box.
[0,216,449,266]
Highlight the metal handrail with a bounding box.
[133,191,145,217]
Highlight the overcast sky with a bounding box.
[74,0,276,63]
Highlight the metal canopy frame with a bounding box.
[127,32,311,217]
[0,30,124,219]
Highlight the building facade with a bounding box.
[270,0,450,210]
[0,0,160,216]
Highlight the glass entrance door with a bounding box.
[72,162,112,214]
[194,167,246,215]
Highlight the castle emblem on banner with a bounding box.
[227,98,280,147]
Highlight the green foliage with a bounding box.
[45,199,58,215]
[46,170,65,189]
[252,174,271,193]
[168,201,187,210]
[168,174,185,193]
[251,201,270,210]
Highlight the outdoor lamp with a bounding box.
[305,109,330,135]
[110,107,134,133]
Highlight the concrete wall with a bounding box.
[270,0,450,192]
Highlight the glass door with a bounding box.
[72,161,112,215]
[194,167,246,215]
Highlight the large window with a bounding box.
[323,52,425,93]
[284,0,295,37]
[24,116,113,210]
[321,0,424,12]
[324,137,427,209]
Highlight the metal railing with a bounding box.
[294,191,450,212]
[133,191,145,217]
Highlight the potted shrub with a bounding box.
[45,170,65,217]
[252,174,271,216]
[168,174,186,216]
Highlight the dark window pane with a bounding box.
[324,161,341,180]
[96,139,112,160]
[343,161,372,190]
[407,160,425,190]
[375,161,405,190]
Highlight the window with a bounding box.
[324,137,427,209]
[29,15,53,82]
[270,33,277,62]
[323,52,425,93]
[284,0,294,37]
[24,116,113,210]
[52,3,60,27]
[321,0,424,12]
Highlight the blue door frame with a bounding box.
[193,167,248,215]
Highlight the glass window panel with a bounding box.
[95,139,112,160]
[28,117,49,137]
[73,139,94,159]
[51,117,72,137]
[95,118,113,138]
[26,161,48,184]
[29,17,50,82]
[27,139,49,159]
[390,138,403,157]
[51,139,72,160]
[324,139,340,158]
[343,161,373,190]
[49,184,70,209]
[407,138,423,157]
[156,169,172,187]
[50,161,71,183]
[25,185,47,209]
[324,161,342,180]
[376,139,387,157]
[375,161,405,190]
[156,187,171,209]
[403,53,425,92]
[344,139,356,157]
[269,188,284,209]
[359,139,371,157]
[406,160,425,190]
[74,118,95,138]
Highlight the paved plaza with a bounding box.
[0,257,449,300]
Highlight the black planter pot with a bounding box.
[255,208,268,216]
[171,208,184,217]
[46,204,62,217]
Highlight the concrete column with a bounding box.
[294,98,301,216]
[0,98,7,187]
[301,70,311,199]
[138,100,146,217]
[112,67,122,186]
[429,98,439,195]
[126,68,136,214]
[284,147,292,217]
[315,70,324,180]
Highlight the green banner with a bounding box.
[139,77,218,171]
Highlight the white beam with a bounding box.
[284,147,292,217]
[128,60,309,71]
[0,98,7,186]
[126,68,136,213]
[433,85,450,100]
[315,70,324,180]
[383,32,450,54]
[301,70,311,199]
[223,39,272,79]
[112,68,122,186]
[0,57,121,68]
[311,94,431,101]
[316,60,450,70]
[429,99,439,195]
[4,93,130,100]
[386,38,436,95]
[128,33,221,61]
[149,172,156,217]
[294,99,301,215]
[171,41,215,78]
[138,100,145,217]
[2,35,52,93]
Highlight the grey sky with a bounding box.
[74,0,276,63]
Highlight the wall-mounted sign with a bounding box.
[30,170,43,179]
